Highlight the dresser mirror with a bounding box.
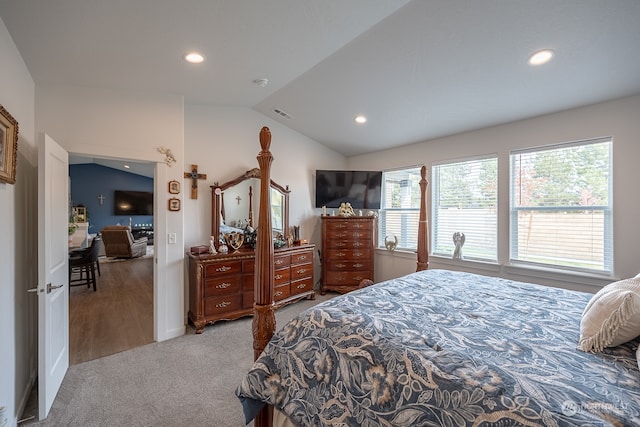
[211,167,289,247]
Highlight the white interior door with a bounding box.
[37,133,69,419]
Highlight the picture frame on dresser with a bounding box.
[0,104,19,185]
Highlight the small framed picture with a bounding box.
[168,198,181,211]
[0,104,19,185]
[168,180,180,194]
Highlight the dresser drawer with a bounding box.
[326,221,372,232]
[205,260,242,277]
[204,275,242,297]
[325,229,371,242]
[326,271,372,286]
[291,262,313,280]
[290,277,314,295]
[291,251,312,264]
[242,273,254,291]
[273,284,290,302]
[274,268,291,285]
[326,260,370,271]
[244,255,290,272]
[325,238,371,249]
[274,254,291,268]
[242,291,254,309]
[325,248,371,260]
[204,294,243,316]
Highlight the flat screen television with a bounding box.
[114,190,154,215]
[315,170,382,209]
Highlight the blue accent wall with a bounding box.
[69,164,153,234]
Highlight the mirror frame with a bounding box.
[211,167,290,247]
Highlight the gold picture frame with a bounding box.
[168,197,181,211]
[168,180,180,194]
[0,104,19,184]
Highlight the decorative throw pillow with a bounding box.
[578,277,640,352]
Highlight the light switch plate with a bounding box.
[168,233,176,244]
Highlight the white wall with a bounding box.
[35,85,187,341]
[0,16,37,427]
[184,104,346,308]
[349,95,640,292]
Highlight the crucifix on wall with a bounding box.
[184,164,207,199]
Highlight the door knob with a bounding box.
[27,287,40,293]
[46,283,64,294]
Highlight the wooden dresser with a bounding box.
[188,244,315,333]
[321,216,375,294]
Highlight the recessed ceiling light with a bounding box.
[184,52,205,64]
[124,164,130,169]
[528,49,554,66]
[355,115,367,124]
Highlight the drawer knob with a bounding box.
[216,265,232,272]
[275,259,284,265]
[336,263,346,268]
[296,283,306,289]
[336,252,346,257]
[275,274,283,280]
[216,282,232,289]
[298,255,307,260]
[296,268,307,274]
[275,291,283,297]
[354,263,363,268]
[216,301,231,308]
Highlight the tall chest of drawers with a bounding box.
[321,216,375,294]
[188,244,315,333]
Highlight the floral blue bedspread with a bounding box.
[236,269,640,426]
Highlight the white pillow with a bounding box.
[578,277,640,353]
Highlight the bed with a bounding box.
[237,127,640,426]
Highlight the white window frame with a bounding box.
[378,166,423,252]
[431,155,498,262]
[509,137,613,273]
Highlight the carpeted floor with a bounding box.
[25,292,333,426]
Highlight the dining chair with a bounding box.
[69,236,101,291]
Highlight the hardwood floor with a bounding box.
[69,253,153,365]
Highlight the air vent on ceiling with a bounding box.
[273,108,293,120]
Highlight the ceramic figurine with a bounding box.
[453,232,465,260]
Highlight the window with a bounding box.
[432,156,498,261]
[510,137,612,272]
[379,167,423,251]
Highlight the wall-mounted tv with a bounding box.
[114,190,154,216]
[315,170,382,209]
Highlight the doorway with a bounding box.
[68,154,156,364]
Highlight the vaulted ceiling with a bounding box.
[2,0,640,158]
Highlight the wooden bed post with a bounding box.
[253,127,276,427]
[416,165,429,271]
[253,126,276,360]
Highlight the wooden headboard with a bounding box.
[251,127,428,427]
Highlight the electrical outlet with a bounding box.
[168,233,176,244]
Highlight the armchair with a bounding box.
[100,225,148,258]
